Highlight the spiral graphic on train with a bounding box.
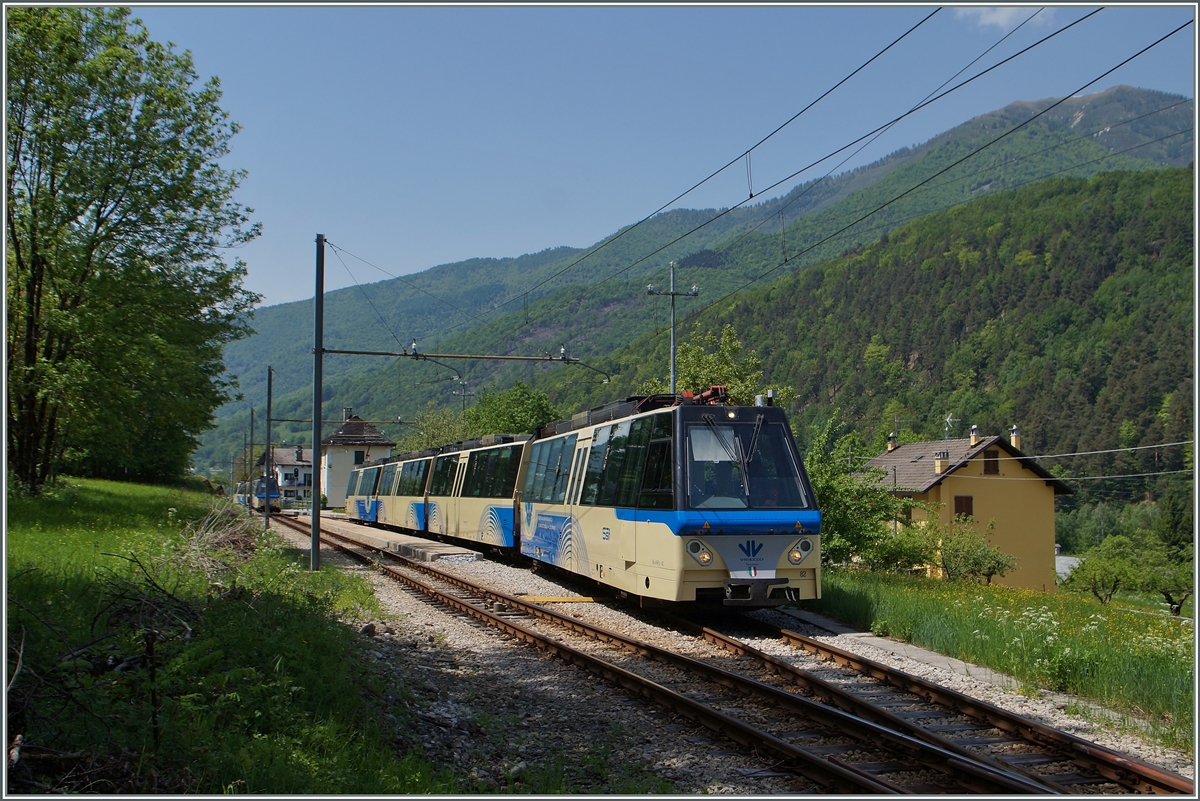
[553,516,587,571]
[405,502,424,530]
[427,502,442,535]
[478,506,509,546]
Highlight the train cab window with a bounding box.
[429,455,459,496]
[379,463,398,496]
[686,416,808,510]
[346,470,361,497]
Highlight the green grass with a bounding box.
[6,477,460,793]
[799,569,1193,751]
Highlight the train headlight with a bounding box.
[788,537,814,565]
[687,539,714,566]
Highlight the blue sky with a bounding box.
[130,4,1196,307]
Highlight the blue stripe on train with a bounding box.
[613,508,821,537]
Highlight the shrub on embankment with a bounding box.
[800,568,1194,751]
[6,477,459,793]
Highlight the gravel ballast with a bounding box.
[273,521,1194,791]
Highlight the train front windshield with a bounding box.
[685,416,810,510]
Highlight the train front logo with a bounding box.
[739,540,763,558]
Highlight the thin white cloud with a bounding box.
[954,7,1054,33]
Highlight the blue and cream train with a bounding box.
[346,390,821,606]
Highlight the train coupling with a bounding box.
[722,577,789,607]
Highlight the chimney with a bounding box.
[295,446,303,462]
[970,424,981,446]
[887,431,898,452]
[934,450,950,474]
[343,407,353,421]
[1009,424,1022,451]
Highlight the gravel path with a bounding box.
[271,522,1193,792]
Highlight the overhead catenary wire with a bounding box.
[326,240,468,318]
[507,7,1106,321]
[712,6,1049,260]
[420,8,942,342]
[687,17,1194,326]
[803,124,1193,252]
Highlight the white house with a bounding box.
[319,410,395,508]
[256,446,314,506]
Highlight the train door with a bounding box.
[427,454,459,536]
[449,452,470,538]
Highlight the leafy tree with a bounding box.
[6,8,259,490]
[858,523,938,574]
[935,517,1016,584]
[1062,534,1140,604]
[802,411,909,566]
[1139,542,1194,616]
[637,325,796,406]
[465,381,561,436]
[394,403,471,453]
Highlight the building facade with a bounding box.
[863,428,1071,592]
[256,446,314,506]
[319,411,395,508]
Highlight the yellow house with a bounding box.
[863,427,1072,592]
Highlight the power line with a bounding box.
[511,7,1106,328]
[690,17,1194,323]
[805,124,1192,251]
[948,469,1193,482]
[328,245,408,351]
[326,241,467,317]
[419,8,942,341]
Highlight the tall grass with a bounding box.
[802,569,1193,751]
[6,478,460,793]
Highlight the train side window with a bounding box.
[400,458,432,496]
[361,465,383,497]
[613,417,654,507]
[380,463,398,496]
[485,444,523,498]
[639,439,674,509]
[578,425,612,505]
[346,470,361,497]
[571,448,590,503]
[550,435,577,503]
[596,421,632,506]
[525,440,548,502]
[429,455,459,496]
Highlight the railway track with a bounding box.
[662,611,1194,795]
[270,515,1091,794]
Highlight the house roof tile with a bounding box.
[319,416,396,447]
[861,436,1072,495]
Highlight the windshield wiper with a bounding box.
[702,414,751,497]
[745,414,765,465]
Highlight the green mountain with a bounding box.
[198,86,1193,482]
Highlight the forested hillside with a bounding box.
[599,167,1193,504]
[196,87,1193,481]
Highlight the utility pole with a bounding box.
[647,261,698,394]
[264,366,273,529]
[311,234,325,571]
[249,407,255,486]
[453,380,475,412]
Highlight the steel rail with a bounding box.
[273,517,893,793]
[278,516,1052,794]
[773,624,1195,795]
[658,612,1075,793]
